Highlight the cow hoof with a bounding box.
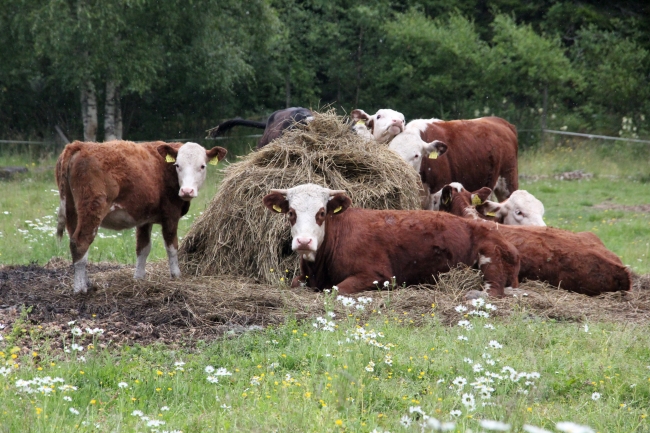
[464,290,488,301]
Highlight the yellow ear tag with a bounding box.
[471,195,483,206]
[165,154,176,163]
[209,158,219,166]
[486,212,497,217]
[355,120,366,125]
[333,206,343,214]
[429,152,438,159]
[442,197,449,205]
[272,205,282,213]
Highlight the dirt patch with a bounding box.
[592,202,650,213]
[2,261,649,351]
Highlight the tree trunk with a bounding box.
[80,80,98,142]
[285,72,291,108]
[354,27,364,108]
[104,80,122,141]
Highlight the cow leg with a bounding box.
[335,274,378,295]
[69,216,102,294]
[134,223,153,279]
[161,220,181,278]
[473,242,519,298]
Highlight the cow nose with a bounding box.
[180,187,195,197]
[296,237,312,247]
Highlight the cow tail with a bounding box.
[55,142,82,240]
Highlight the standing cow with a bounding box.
[56,140,227,293]
[263,183,520,298]
[206,107,314,149]
[437,184,632,295]
[389,117,519,202]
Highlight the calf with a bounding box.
[263,184,520,298]
[206,107,313,149]
[389,117,519,202]
[56,140,227,293]
[351,108,406,143]
[438,184,632,295]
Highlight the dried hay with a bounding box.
[179,110,422,283]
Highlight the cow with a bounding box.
[55,140,227,293]
[263,183,520,298]
[388,117,519,202]
[437,184,632,295]
[206,107,314,149]
[350,108,406,143]
[436,183,546,226]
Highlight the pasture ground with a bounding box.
[1,139,650,432]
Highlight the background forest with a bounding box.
[1,0,649,145]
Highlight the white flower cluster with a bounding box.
[313,316,335,332]
[131,409,173,429]
[85,327,104,335]
[336,295,372,310]
[15,376,68,395]
[204,365,232,384]
[346,327,393,350]
[404,406,455,431]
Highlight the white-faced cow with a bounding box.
[206,107,313,149]
[56,140,227,293]
[263,183,520,298]
[389,117,519,202]
[351,109,406,143]
[436,183,546,226]
[437,184,631,295]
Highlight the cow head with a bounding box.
[158,142,227,201]
[438,184,493,219]
[431,182,464,211]
[389,129,447,172]
[263,184,352,261]
[477,190,546,226]
[351,108,405,143]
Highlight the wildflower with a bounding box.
[457,320,473,330]
[206,376,219,384]
[523,426,553,433]
[216,367,232,376]
[473,363,484,373]
[161,406,170,411]
[484,324,495,330]
[409,406,425,415]
[335,419,343,426]
[583,324,589,332]
[67,321,76,325]
[591,392,601,401]
[118,382,128,388]
[365,361,375,372]
[488,340,503,349]
[69,407,80,415]
[463,357,473,364]
[400,415,412,427]
[461,393,475,409]
[64,396,72,402]
[383,281,389,287]
[384,354,393,366]
[327,311,336,318]
[450,409,462,417]
[373,280,379,285]
[470,298,485,308]
[250,376,261,385]
[479,419,510,431]
[452,377,467,388]
[457,335,468,341]
[174,361,185,370]
[131,410,144,417]
[146,419,166,427]
[454,305,468,313]
[205,366,215,374]
[71,327,82,336]
[77,356,86,362]
[555,422,595,433]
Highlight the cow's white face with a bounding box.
[389,130,447,172]
[158,142,227,201]
[351,108,405,143]
[430,182,463,211]
[482,190,546,226]
[263,184,351,261]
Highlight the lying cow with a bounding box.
[437,184,631,295]
[206,107,313,149]
[435,183,546,226]
[389,117,519,202]
[351,108,405,143]
[263,183,520,298]
[56,140,227,293]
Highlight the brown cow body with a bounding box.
[56,140,226,293]
[263,184,520,298]
[439,185,632,295]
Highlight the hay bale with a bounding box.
[179,110,422,283]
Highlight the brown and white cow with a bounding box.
[389,117,519,202]
[263,183,520,298]
[437,184,632,295]
[436,183,546,226]
[56,140,227,293]
[206,107,314,149]
[351,109,406,143]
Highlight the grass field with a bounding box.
[1,139,650,432]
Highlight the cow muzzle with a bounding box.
[179,187,197,201]
[293,237,317,253]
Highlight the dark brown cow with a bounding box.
[438,184,632,295]
[206,107,313,149]
[263,183,520,298]
[388,117,518,202]
[56,140,227,293]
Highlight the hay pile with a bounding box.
[179,110,422,283]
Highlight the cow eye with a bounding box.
[515,210,523,216]
[414,154,420,159]
[376,114,381,119]
[288,210,294,218]
[200,165,206,170]
[173,163,179,168]
[320,210,325,218]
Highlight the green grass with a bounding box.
[1,299,649,432]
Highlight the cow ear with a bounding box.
[327,193,352,215]
[425,140,448,159]
[351,109,370,123]
[263,192,289,214]
[440,185,454,210]
[477,200,502,219]
[366,118,375,133]
[471,187,493,206]
[157,144,179,163]
[206,146,227,165]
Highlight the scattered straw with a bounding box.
[179,110,422,283]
